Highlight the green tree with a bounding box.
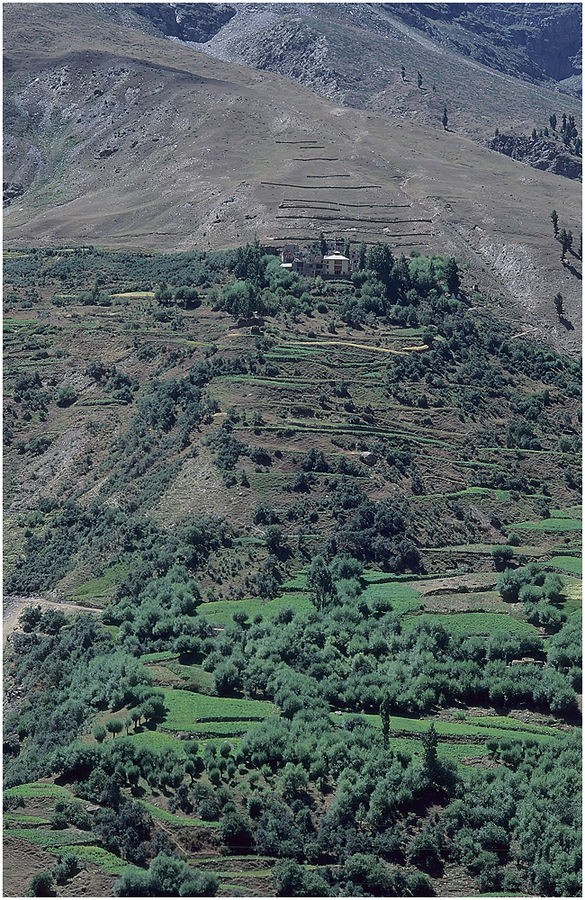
[417,71,423,88]
[380,690,392,750]
[219,811,253,852]
[147,854,193,895]
[400,65,405,81]
[557,228,572,259]
[114,867,149,896]
[554,293,564,317]
[307,555,335,611]
[52,853,79,885]
[19,604,43,632]
[550,113,557,132]
[105,718,123,739]
[319,232,328,257]
[93,724,107,744]
[29,872,54,897]
[265,525,287,556]
[56,385,77,407]
[550,209,559,236]
[444,257,460,295]
[422,723,439,781]
[442,107,448,130]
[492,545,514,571]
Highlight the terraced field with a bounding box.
[3,244,581,896]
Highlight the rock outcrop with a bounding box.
[488,133,582,180]
[131,3,236,43]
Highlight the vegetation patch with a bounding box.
[548,555,582,575]
[401,611,539,637]
[160,689,275,733]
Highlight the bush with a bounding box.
[492,545,514,570]
[93,724,107,743]
[56,386,77,407]
[29,872,54,897]
[52,854,79,884]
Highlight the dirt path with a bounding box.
[3,595,102,644]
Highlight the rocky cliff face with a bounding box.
[131,3,236,43]
[386,3,582,91]
[133,3,582,97]
[488,134,582,180]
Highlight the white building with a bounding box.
[323,251,350,276]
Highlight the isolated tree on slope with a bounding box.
[307,555,335,611]
[550,209,559,236]
[442,107,448,131]
[445,257,460,295]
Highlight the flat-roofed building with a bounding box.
[323,251,350,276]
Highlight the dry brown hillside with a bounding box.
[3,3,581,353]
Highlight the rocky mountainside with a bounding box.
[3,3,581,353]
[132,2,582,138]
[385,3,582,90]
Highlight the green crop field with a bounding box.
[507,518,582,532]
[3,782,73,800]
[199,591,313,625]
[3,827,96,848]
[47,844,130,874]
[3,814,51,825]
[401,611,539,637]
[159,689,275,733]
[338,712,559,744]
[360,580,422,613]
[137,799,218,828]
[126,729,187,755]
[548,555,582,575]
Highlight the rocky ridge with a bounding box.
[488,134,582,180]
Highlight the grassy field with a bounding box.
[548,555,582,575]
[3,782,74,800]
[360,580,422,613]
[199,591,313,625]
[338,712,561,744]
[46,844,130,874]
[3,827,97,848]
[506,517,582,532]
[401,611,539,637]
[137,799,219,829]
[159,689,275,733]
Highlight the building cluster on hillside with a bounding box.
[280,239,356,277]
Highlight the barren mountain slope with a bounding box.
[3,3,581,352]
[137,2,582,139]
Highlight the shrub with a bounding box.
[29,872,54,896]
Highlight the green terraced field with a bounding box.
[3,814,51,825]
[3,827,96,848]
[3,782,73,800]
[160,689,275,733]
[137,799,218,828]
[199,591,313,625]
[47,844,129,874]
[548,555,582,575]
[126,729,187,754]
[401,611,539,637]
[384,736,491,764]
[507,518,582,532]
[359,580,422,613]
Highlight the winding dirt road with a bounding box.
[3,595,102,644]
